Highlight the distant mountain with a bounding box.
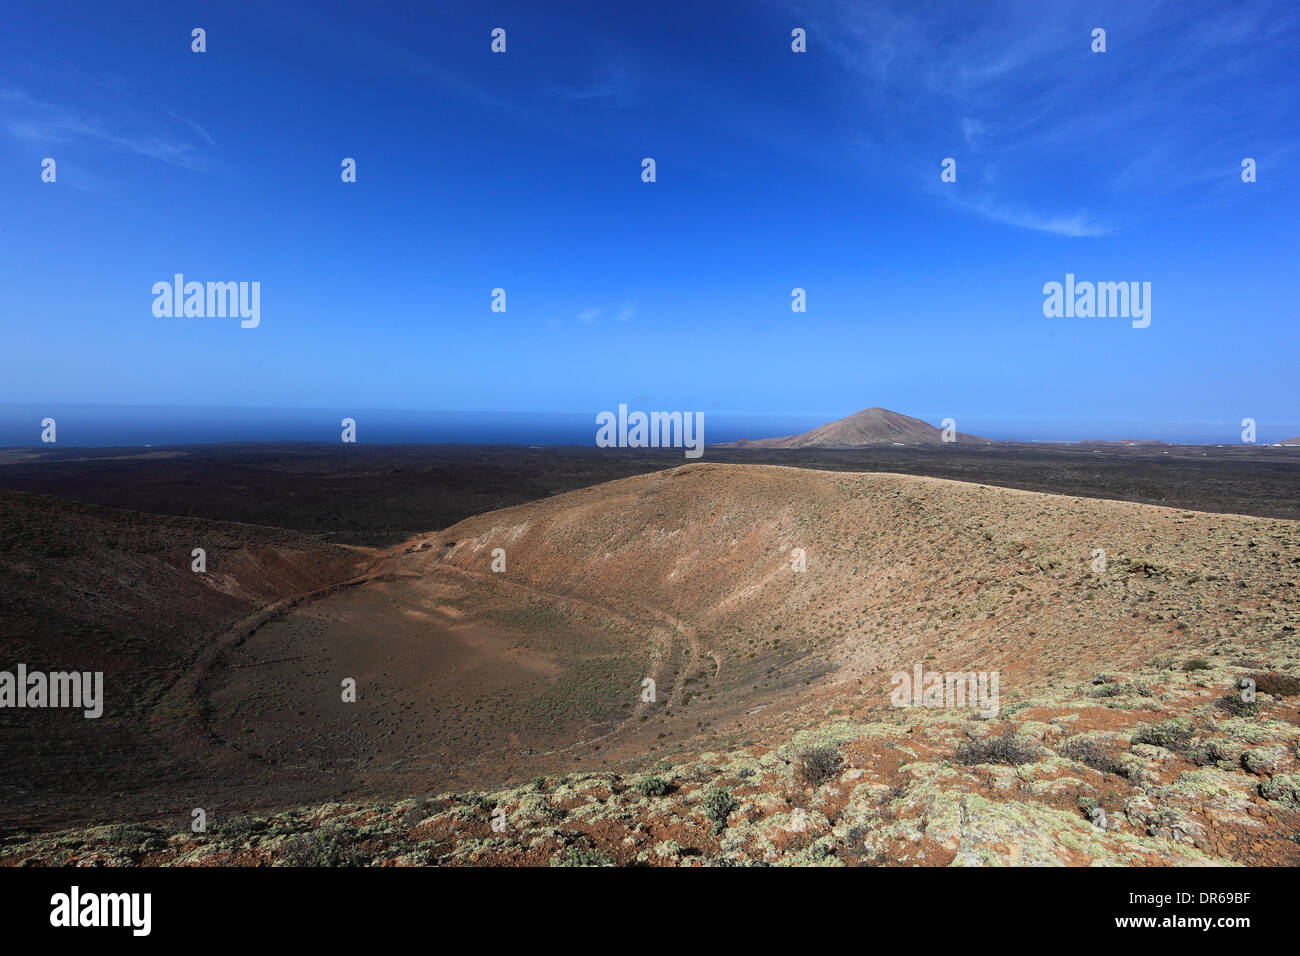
[722,407,995,448]
[1277,437,1300,446]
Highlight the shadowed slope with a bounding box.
[0,490,370,829]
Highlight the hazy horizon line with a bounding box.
[1,401,1297,449]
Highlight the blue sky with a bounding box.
[1,0,1297,441]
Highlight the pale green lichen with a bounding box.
[1259,772,1300,809]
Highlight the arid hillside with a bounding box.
[0,490,371,829]
[429,463,1297,706]
[3,465,1299,865]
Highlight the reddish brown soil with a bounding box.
[3,463,1297,864]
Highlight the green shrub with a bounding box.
[1247,672,1300,697]
[553,846,615,867]
[955,730,1039,767]
[280,828,367,867]
[211,816,259,842]
[636,775,669,798]
[1131,720,1194,752]
[1090,681,1153,699]
[1190,739,1228,767]
[1216,694,1259,717]
[793,744,842,787]
[1182,658,1210,672]
[702,788,739,831]
[401,797,432,828]
[1059,737,1127,776]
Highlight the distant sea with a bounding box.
[0,404,823,449]
[0,404,1291,448]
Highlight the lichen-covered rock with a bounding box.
[1241,746,1288,776]
[1259,773,1300,809]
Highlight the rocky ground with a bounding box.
[3,457,1298,865]
[6,647,1298,866]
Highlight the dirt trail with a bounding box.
[160,545,413,754]
[418,561,702,762]
[161,523,698,777]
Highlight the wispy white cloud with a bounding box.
[568,303,636,325]
[0,88,214,171]
[545,60,639,106]
[953,196,1110,238]
[960,117,988,151]
[787,0,1299,234]
[164,108,217,149]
